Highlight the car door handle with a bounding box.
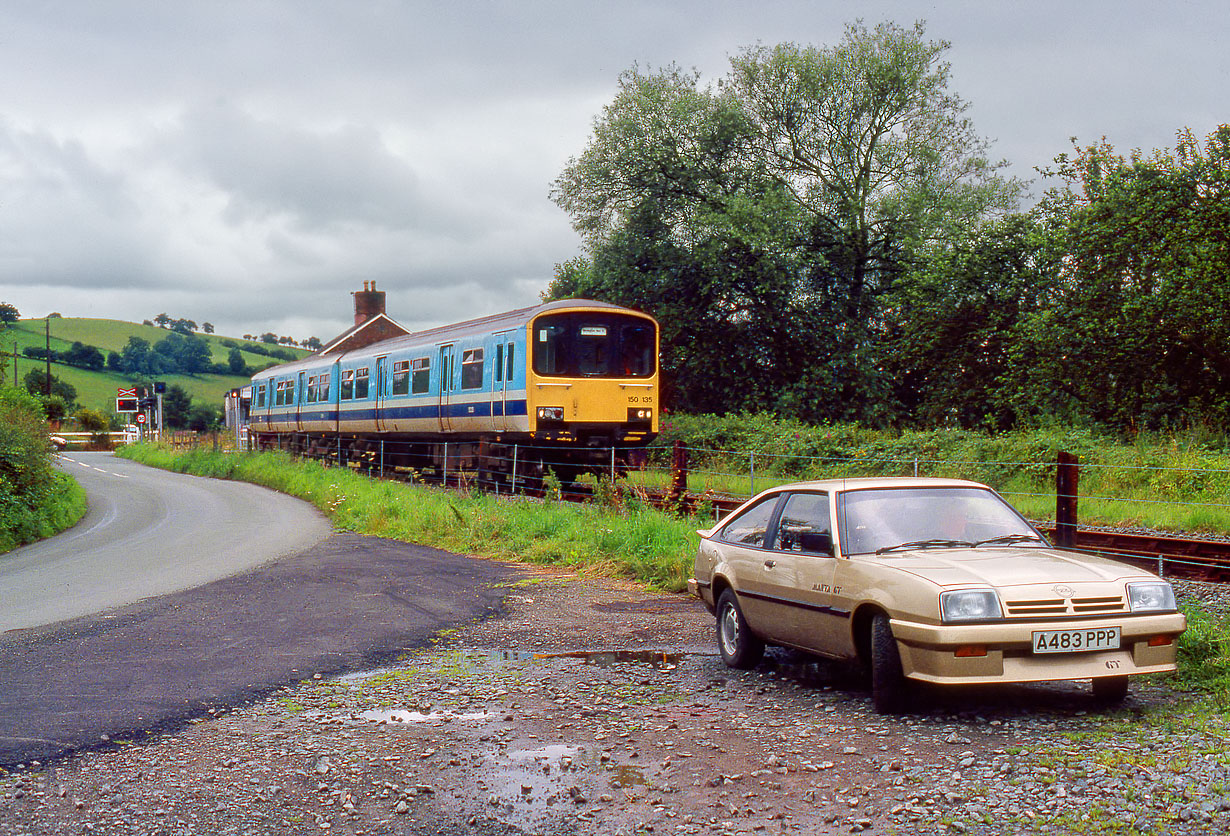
[763,559,776,568]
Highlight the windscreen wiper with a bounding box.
[875,538,973,554]
[973,533,1047,547]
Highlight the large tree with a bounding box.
[549,21,1021,422]
[1033,126,1230,429]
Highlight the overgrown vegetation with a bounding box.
[651,414,1230,534]
[549,19,1229,433]
[116,444,701,592]
[0,386,87,553]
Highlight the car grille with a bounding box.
[1004,596,1126,617]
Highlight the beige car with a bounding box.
[688,478,1186,713]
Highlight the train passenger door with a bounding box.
[375,356,388,432]
[491,330,514,432]
[438,344,455,432]
[296,371,307,431]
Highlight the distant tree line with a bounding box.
[549,21,1230,433]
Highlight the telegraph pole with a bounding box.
[44,318,51,395]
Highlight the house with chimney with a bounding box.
[317,282,411,355]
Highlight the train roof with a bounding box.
[252,299,654,377]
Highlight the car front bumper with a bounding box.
[889,612,1187,685]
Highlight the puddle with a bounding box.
[334,649,687,687]
[533,650,685,670]
[608,764,645,788]
[358,709,494,724]
[482,745,589,831]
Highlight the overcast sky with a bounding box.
[0,1,1225,343]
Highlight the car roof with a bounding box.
[758,476,991,493]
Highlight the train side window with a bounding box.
[506,343,514,381]
[461,348,484,390]
[257,384,266,408]
[306,375,318,404]
[411,357,430,394]
[355,367,369,399]
[391,360,410,396]
[495,344,504,384]
[340,370,355,400]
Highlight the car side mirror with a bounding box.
[798,532,833,556]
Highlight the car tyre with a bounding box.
[1092,675,1129,704]
[716,590,764,669]
[871,613,908,714]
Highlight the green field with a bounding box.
[0,317,310,415]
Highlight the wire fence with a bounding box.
[141,429,1230,546]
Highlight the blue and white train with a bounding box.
[246,299,660,483]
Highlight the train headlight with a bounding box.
[537,407,564,421]
[627,407,653,422]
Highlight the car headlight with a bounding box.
[940,589,1002,622]
[1127,581,1177,612]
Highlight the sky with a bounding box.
[0,0,1225,344]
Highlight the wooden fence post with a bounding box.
[1055,451,1079,549]
[669,440,689,508]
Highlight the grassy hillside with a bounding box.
[0,318,310,415]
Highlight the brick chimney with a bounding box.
[352,281,386,326]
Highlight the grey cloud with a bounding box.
[174,103,432,232]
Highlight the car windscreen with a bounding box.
[836,487,1042,556]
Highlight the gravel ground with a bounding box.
[2,570,1228,836]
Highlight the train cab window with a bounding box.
[354,367,370,399]
[461,348,484,389]
[534,322,568,375]
[411,357,430,394]
[256,384,266,408]
[620,324,654,376]
[340,369,354,400]
[532,313,654,378]
[576,325,610,375]
[391,360,410,396]
[506,343,515,381]
[495,344,504,383]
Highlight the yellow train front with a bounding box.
[247,299,659,487]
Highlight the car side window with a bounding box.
[773,492,832,554]
[716,496,780,548]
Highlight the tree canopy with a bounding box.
[549,19,1227,432]
[549,21,1022,423]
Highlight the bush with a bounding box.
[0,387,86,551]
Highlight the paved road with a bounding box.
[0,455,520,767]
[2,452,332,632]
